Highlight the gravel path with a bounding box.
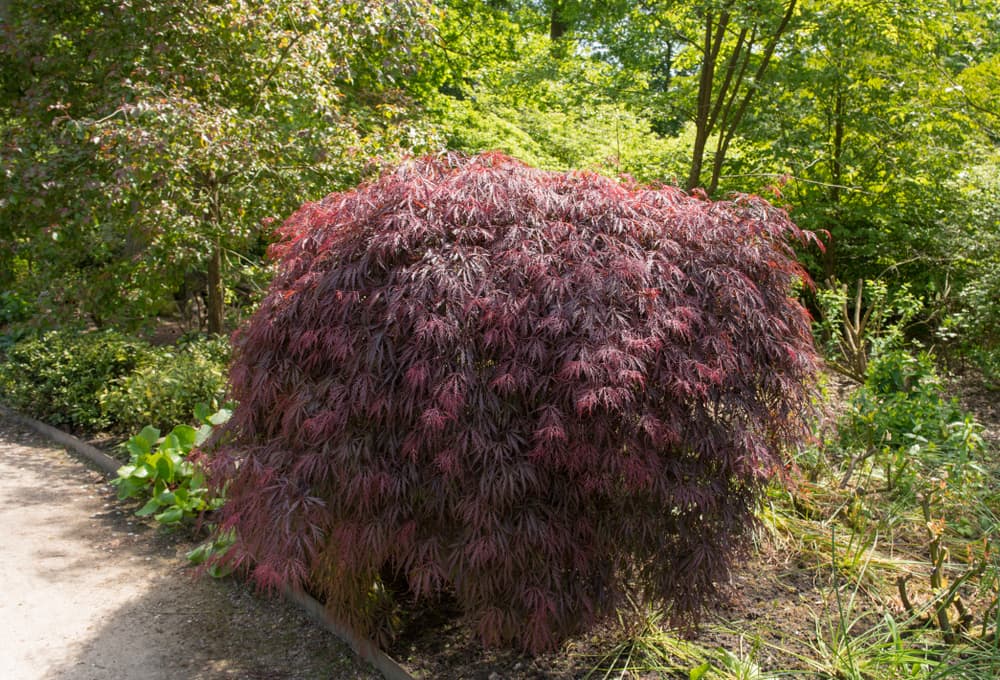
[0,413,380,680]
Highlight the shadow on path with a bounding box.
[0,414,378,680]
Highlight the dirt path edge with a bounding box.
[0,404,121,475]
[0,402,414,680]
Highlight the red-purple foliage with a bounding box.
[206,152,819,653]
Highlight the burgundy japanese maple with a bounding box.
[206,152,819,653]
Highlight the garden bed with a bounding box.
[6,366,1000,679]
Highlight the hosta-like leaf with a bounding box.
[169,424,197,453]
[154,507,184,524]
[135,498,161,517]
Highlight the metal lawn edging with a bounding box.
[0,404,121,475]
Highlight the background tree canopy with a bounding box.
[1,0,999,364]
[0,0,434,330]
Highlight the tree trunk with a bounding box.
[549,0,569,40]
[206,239,224,335]
[687,18,714,191]
[687,1,798,195]
[686,11,729,191]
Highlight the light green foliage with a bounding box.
[113,406,231,526]
[956,52,1000,135]
[100,336,230,433]
[840,349,983,498]
[426,1,689,183]
[0,329,155,431]
[577,0,803,192]
[940,158,1000,387]
[708,0,1000,315]
[815,278,923,382]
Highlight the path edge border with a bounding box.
[0,404,121,475]
[0,403,415,680]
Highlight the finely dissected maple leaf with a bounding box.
[205,152,819,653]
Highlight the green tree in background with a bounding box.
[741,0,973,283]
[424,1,689,181]
[0,0,434,331]
[2,0,999,356]
[577,0,801,193]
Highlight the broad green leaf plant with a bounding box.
[113,405,231,526]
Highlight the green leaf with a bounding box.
[138,425,160,447]
[155,506,185,524]
[194,402,211,424]
[195,423,214,446]
[207,563,233,579]
[186,542,211,564]
[155,454,174,481]
[208,408,232,426]
[126,434,150,459]
[169,424,198,453]
[135,497,161,516]
[116,477,147,499]
[159,432,181,456]
[116,464,137,478]
[689,662,711,680]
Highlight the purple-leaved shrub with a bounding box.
[206,152,820,652]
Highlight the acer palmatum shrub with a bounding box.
[206,152,820,653]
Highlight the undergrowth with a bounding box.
[586,279,999,678]
[114,404,236,576]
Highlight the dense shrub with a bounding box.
[0,290,33,325]
[0,328,154,431]
[100,336,230,433]
[948,267,1000,389]
[206,153,819,652]
[0,329,229,433]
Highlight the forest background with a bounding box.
[2,0,998,356]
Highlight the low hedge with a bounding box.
[101,336,229,433]
[0,328,229,434]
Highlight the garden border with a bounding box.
[0,403,414,680]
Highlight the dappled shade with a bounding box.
[205,152,820,653]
